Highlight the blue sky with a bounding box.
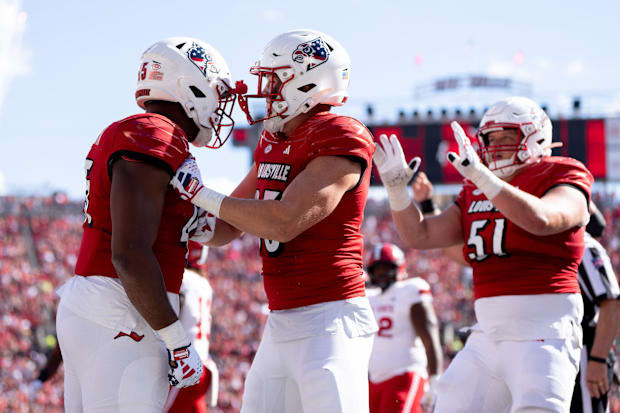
[1,0,619,198]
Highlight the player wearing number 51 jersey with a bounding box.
[375,97,593,413]
[56,38,236,413]
[170,29,378,413]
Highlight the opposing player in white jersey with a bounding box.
[165,241,219,413]
[367,243,443,413]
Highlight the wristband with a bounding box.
[471,171,504,200]
[588,355,607,364]
[420,199,436,214]
[156,320,189,350]
[193,187,225,218]
[386,185,412,212]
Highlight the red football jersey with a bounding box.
[253,112,375,310]
[74,113,195,294]
[456,156,593,299]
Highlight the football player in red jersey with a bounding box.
[170,29,378,413]
[374,97,593,413]
[55,38,236,413]
[366,243,443,413]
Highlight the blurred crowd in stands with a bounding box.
[1,191,619,412]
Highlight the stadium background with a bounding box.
[2,0,620,411]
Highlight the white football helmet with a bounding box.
[238,29,351,134]
[136,37,236,148]
[477,96,552,178]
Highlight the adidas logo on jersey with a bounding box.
[283,145,291,155]
[467,200,499,214]
[257,162,291,182]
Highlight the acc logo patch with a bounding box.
[187,42,213,77]
[292,37,329,71]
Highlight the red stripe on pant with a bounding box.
[369,371,427,413]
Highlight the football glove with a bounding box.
[156,320,203,388]
[446,121,504,199]
[189,208,216,244]
[166,343,203,388]
[170,157,225,217]
[373,134,421,211]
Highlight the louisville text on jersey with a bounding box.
[467,199,499,214]
[257,162,291,182]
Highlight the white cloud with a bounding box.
[0,0,31,112]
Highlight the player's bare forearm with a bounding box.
[219,156,359,243]
[113,251,178,330]
[411,302,443,376]
[491,184,589,236]
[393,203,463,250]
[589,299,620,360]
[204,218,243,247]
[110,159,179,331]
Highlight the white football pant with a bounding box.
[434,330,581,413]
[57,303,169,413]
[241,297,378,413]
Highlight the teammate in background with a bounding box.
[55,38,236,412]
[570,204,620,413]
[375,96,593,412]
[171,29,378,413]
[165,241,219,413]
[367,243,443,413]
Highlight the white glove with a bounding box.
[156,320,203,388]
[189,208,216,244]
[373,134,421,211]
[421,374,440,412]
[170,157,225,217]
[446,121,504,200]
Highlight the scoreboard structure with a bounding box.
[232,117,620,184]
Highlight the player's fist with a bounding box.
[412,171,433,203]
[171,157,204,202]
[167,342,203,388]
[373,134,420,189]
[189,208,216,244]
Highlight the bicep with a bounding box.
[110,159,170,253]
[541,185,589,228]
[279,155,361,226]
[424,204,465,248]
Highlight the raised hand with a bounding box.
[446,121,504,200]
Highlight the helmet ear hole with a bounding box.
[297,83,316,93]
[189,86,206,98]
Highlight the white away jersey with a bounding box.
[179,269,213,363]
[368,277,432,383]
